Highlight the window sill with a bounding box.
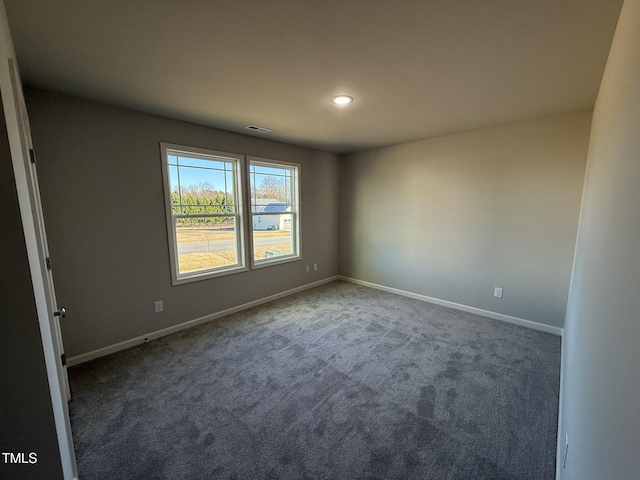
[172,265,249,286]
[251,255,301,270]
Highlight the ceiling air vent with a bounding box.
[245,124,271,134]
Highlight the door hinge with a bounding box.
[61,353,67,366]
[29,148,36,164]
[46,257,52,271]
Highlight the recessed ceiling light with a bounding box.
[331,95,353,105]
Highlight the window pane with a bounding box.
[176,155,225,170]
[252,213,294,261]
[163,145,246,284]
[175,216,238,274]
[248,158,299,267]
[225,170,235,213]
[250,165,291,208]
[168,161,237,214]
[178,166,229,198]
[250,164,286,176]
[169,165,180,214]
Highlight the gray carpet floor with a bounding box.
[69,280,561,479]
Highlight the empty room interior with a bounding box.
[2,0,640,479]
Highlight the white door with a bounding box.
[8,58,72,400]
[1,2,77,477]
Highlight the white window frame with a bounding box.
[160,143,248,285]
[247,156,301,269]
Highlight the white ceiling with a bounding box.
[4,0,624,154]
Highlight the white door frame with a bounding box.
[0,2,77,478]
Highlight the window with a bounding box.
[161,144,246,284]
[161,146,301,284]
[248,157,301,267]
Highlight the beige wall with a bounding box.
[560,0,640,477]
[339,111,591,328]
[26,88,339,358]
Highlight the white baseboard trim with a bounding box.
[338,276,564,336]
[67,275,341,366]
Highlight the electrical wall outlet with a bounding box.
[314,263,318,271]
[494,287,503,298]
[306,265,310,272]
[154,300,164,313]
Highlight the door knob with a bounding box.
[54,307,66,318]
